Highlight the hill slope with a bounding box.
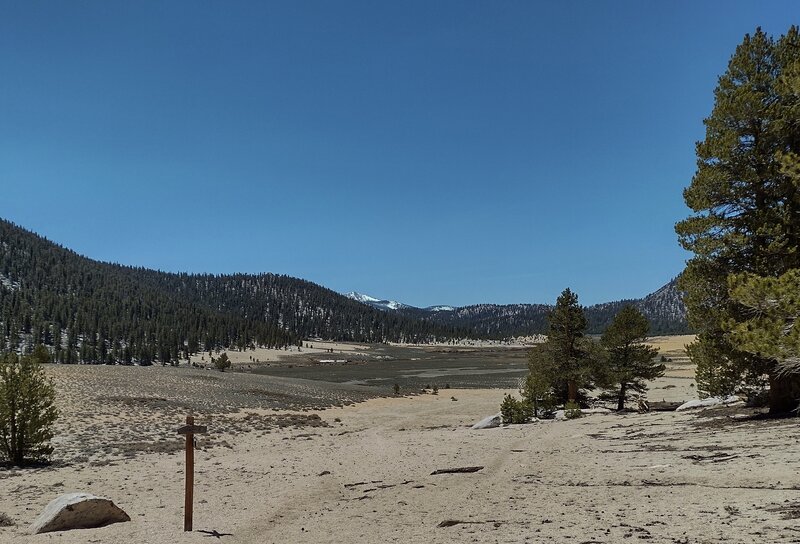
[0,220,467,364]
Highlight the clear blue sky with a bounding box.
[1,2,797,306]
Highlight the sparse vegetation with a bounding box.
[514,299,676,418]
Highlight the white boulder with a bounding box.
[30,493,130,534]
[471,413,502,429]
[675,395,741,411]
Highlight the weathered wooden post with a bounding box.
[177,415,207,531]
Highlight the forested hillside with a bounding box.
[0,220,467,364]
[584,280,688,335]
[416,303,551,338]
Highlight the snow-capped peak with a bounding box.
[345,291,457,313]
[345,291,413,311]
[346,291,382,304]
[426,305,455,312]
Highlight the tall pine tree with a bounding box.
[598,305,663,411]
[675,27,800,412]
[546,288,592,403]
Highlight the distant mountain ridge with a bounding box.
[0,217,687,367]
[345,279,688,336]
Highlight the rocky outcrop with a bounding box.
[30,493,130,534]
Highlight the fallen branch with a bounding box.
[437,519,507,528]
[648,401,683,412]
[437,520,482,528]
[431,466,484,475]
[344,480,383,488]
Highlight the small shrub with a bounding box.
[564,401,582,419]
[213,353,231,372]
[31,344,51,365]
[500,394,516,423]
[500,394,533,424]
[660,355,667,362]
[0,512,14,527]
[0,353,59,465]
[432,385,439,395]
[444,383,450,389]
[393,383,400,396]
[743,388,770,407]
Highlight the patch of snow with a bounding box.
[675,396,741,411]
[0,273,19,291]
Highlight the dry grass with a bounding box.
[26,364,369,466]
[645,334,695,354]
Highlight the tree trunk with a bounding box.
[567,380,578,403]
[617,383,626,412]
[769,373,800,414]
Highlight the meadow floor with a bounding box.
[3,340,799,543]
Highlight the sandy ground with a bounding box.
[646,335,696,355]
[645,335,698,403]
[2,355,800,543]
[393,336,548,348]
[187,341,370,366]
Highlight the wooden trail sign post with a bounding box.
[177,416,207,532]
